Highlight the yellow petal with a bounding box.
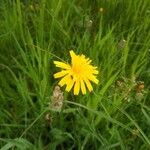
[88,75,99,84]
[84,78,93,92]
[86,65,99,75]
[66,77,74,92]
[81,80,86,94]
[70,50,76,58]
[74,81,80,95]
[54,70,69,78]
[54,61,71,69]
[70,50,78,65]
[92,70,99,74]
[58,75,70,87]
[81,54,85,59]
[87,59,92,64]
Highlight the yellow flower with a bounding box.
[53,50,99,95]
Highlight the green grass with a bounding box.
[0,0,150,149]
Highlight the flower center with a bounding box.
[72,65,81,74]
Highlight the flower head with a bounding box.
[54,50,99,95]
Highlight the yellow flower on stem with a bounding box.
[54,50,99,95]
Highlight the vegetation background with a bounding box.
[0,0,150,149]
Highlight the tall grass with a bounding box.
[0,0,150,149]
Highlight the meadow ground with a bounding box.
[0,0,150,149]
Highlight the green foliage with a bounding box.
[0,0,150,149]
